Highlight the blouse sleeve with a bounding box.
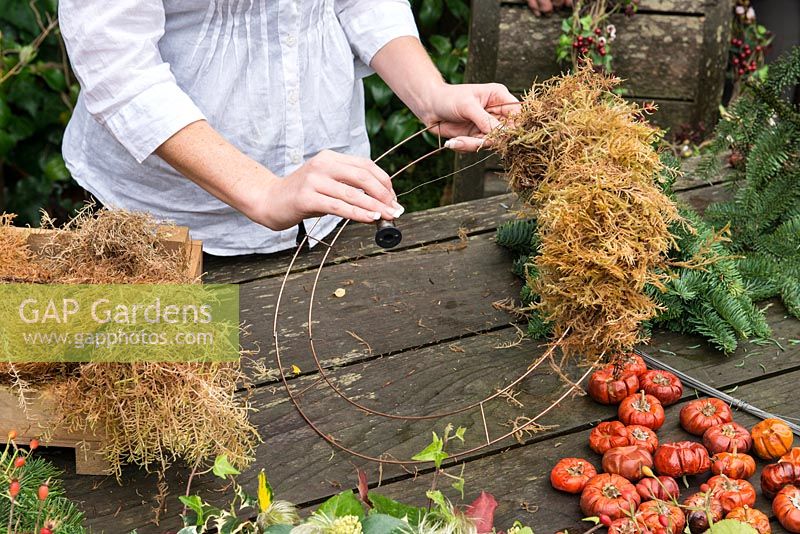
[58,0,206,163]
[335,0,420,74]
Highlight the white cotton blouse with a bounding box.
[58,0,419,255]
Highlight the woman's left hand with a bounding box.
[421,83,519,152]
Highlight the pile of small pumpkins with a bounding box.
[549,354,800,534]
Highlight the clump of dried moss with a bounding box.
[0,208,258,475]
[491,66,680,361]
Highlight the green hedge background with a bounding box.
[0,0,470,226]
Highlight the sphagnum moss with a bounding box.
[491,66,680,362]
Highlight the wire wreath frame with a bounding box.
[270,104,597,467]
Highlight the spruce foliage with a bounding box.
[0,451,86,533]
[701,47,800,321]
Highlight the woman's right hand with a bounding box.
[247,150,404,231]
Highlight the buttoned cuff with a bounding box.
[103,82,207,163]
[340,1,419,73]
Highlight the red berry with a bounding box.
[756,45,763,52]
[29,438,39,450]
[13,456,25,469]
[700,483,710,493]
[9,480,20,499]
[595,28,602,35]
[40,528,52,534]
[600,515,613,527]
[733,57,739,65]
[587,37,594,44]
[38,483,49,501]
[738,68,746,75]
[659,515,670,527]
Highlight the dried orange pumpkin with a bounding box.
[773,485,800,533]
[679,398,733,436]
[706,474,757,513]
[726,506,771,534]
[752,418,794,460]
[710,450,756,480]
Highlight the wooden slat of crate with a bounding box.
[0,386,109,475]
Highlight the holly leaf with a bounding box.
[315,491,365,519]
[212,454,240,478]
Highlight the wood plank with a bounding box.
[60,301,800,532]
[236,232,522,375]
[226,180,732,380]
[375,368,799,533]
[496,7,704,100]
[203,195,520,284]
[502,0,706,12]
[695,0,735,129]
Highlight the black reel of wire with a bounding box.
[375,220,402,249]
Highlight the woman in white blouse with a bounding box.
[58,1,517,255]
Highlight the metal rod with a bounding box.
[635,349,800,437]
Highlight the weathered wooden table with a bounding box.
[54,172,799,533]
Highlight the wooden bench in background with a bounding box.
[453,0,734,201]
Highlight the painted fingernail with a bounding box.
[372,212,381,220]
[391,202,405,219]
[444,139,461,150]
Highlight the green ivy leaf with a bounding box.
[418,0,444,27]
[315,491,365,519]
[179,495,207,526]
[428,34,452,56]
[435,54,460,80]
[0,100,12,129]
[412,431,449,468]
[0,129,16,159]
[454,34,469,50]
[367,493,425,526]
[364,76,394,108]
[365,108,383,137]
[445,0,470,21]
[42,153,69,182]
[212,454,240,478]
[361,514,408,534]
[40,68,66,92]
[384,110,418,145]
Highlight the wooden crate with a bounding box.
[453,0,734,201]
[0,224,203,475]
